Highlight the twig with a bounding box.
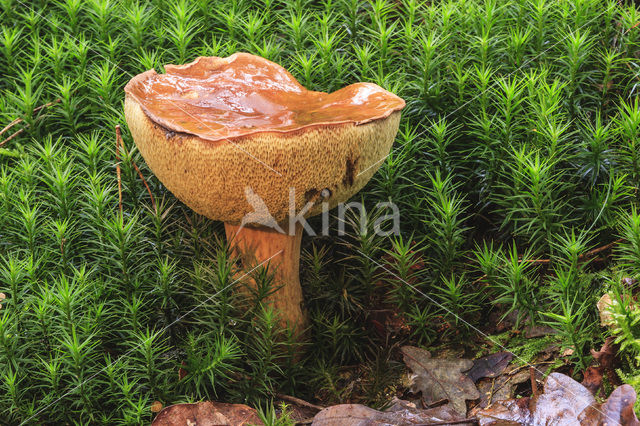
[487,377,496,406]
[0,98,62,138]
[472,274,487,285]
[522,258,551,264]
[115,125,156,212]
[303,415,476,426]
[131,158,156,210]
[115,126,124,214]
[530,366,538,398]
[526,239,623,264]
[417,418,478,425]
[505,361,555,376]
[32,98,61,114]
[424,398,447,409]
[275,393,325,412]
[0,118,21,138]
[0,128,25,148]
[472,239,624,285]
[579,238,624,260]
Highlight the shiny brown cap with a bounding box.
[125,53,404,142]
[124,53,405,225]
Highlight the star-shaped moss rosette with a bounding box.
[124,53,405,337]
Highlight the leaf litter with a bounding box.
[401,345,480,416]
[151,341,640,425]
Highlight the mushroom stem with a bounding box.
[224,222,307,337]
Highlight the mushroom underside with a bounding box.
[125,97,401,225]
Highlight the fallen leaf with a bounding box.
[401,345,480,416]
[532,373,595,424]
[368,311,410,338]
[280,403,317,424]
[311,402,471,426]
[581,366,604,396]
[579,384,640,425]
[475,376,514,412]
[386,311,411,336]
[591,337,622,386]
[476,372,640,425]
[467,352,513,383]
[178,361,188,381]
[476,397,532,425]
[591,337,618,370]
[600,384,640,425]
[488,310,518,333]
[472,367,537,412]
[595,80,615,91]
[597,293,614,327]
[151,401,263,426]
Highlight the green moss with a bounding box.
[0,0,639,422]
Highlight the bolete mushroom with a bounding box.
[124,53,405,337]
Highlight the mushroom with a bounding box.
[124,53,405,337]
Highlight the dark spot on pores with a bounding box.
[304,188,319,202]
[343,157,358,186]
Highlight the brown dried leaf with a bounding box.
[591,337,618,370]
[532,373,595,424]
[477,372,640,426]
[474,376,514,412]
[580,384,640,426]
[151,401,263,426]
[600,384,640,425]
[591,337,622,387]
[581,366,604,396]
[467,352,513,383]
[472,368,536,412]
[178,361,188,381]
[311,402,471,426]
[476,397,532,425]
[401,345,480,416]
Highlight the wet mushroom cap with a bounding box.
[124,53,405,225]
